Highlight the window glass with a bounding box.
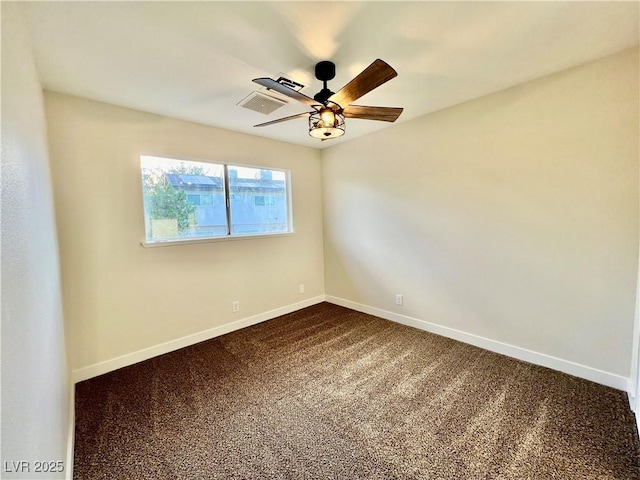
[228,166,289,235]
[141,156,226,242]
[140,156,291,244]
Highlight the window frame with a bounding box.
[139,155,294,247]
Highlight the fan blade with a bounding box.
[343,105,403,122]
[254,112,312,128]
[328,59,398,108]
[252,78,318,108]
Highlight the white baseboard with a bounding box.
[325,295,629,392]
[65,379,75,480]
[72,296,325,383]
[629,393,640,435]
[71,293,630,394]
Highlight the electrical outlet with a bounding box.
[395,294,404,306]
[232,301,240,313]
[299,284,305,294]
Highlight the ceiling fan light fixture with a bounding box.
[309,108,345,140]
[253,59,401,140]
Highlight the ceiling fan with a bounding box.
[252,59,403,140]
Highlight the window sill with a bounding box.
[140,231,295,248]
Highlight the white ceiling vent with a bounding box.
[237,91,287,115]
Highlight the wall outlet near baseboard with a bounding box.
[232,301,240,313]
[395,294,404,306]
[299,284,305,294]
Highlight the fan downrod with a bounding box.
[314,61,336,104]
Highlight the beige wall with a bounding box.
[323,48,639,377]
[45,93,324,371]
[43,48,639,383]
[1,4,70,477]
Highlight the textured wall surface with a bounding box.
[323,48,639,377]
[45,93,324,372]
[1,4,70,478]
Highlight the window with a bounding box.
[140,156,292,244]
[186,194,214,206]
[187,194,201,206]
[255,196,275,206]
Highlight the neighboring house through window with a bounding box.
[140,155,292,244]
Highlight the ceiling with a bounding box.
[22,1,639,149]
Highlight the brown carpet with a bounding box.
[74,302,640,479]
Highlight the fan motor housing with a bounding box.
[314,88,334,104]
